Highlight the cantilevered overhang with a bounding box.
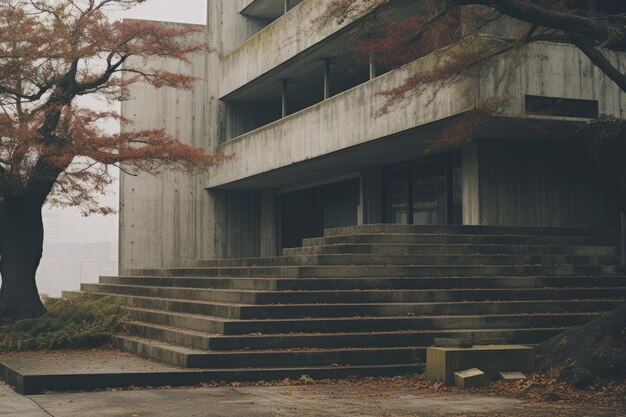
[209,117,593,191]
[220,0,420,99]
[208,41,625,190]
[240,0,305,19]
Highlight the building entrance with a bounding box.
[280,178,359,249]
[384,153,462,225]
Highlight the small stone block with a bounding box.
[473,338,506,346]
[499,371,526,381]
[425,345,535,384]
[434,338,472,348]
[454,368,486,389]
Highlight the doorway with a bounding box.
[383,153,462,225]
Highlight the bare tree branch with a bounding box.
[447,0,626,49]
[570,34,626,92]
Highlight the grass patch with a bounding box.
[0,294,126,352]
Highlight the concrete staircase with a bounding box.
[72,225,626,380]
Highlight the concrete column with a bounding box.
[284,0,289,14]
[621,212,626,265]
[323,58,331,100]
[360,167,384,224]
[369,53,377,80]
[260,189,279,257]
[461,141,480,225]
[281,79,288,118]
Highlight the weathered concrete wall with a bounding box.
[118,2,306,269]
[461,142,480,226]
[478,140,620,227]
[212,190,261,258]
[210,41,626,189]
[219,0,373,97]
[119,23,216,272]
[209,46,477,188]
[483,41,626,117]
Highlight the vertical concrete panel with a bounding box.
[213,190,261,258]
[360,168,383,224]
[461,142,480,225]
[259,189,279,257]
[119,23,214,272]
[478,140,620,227]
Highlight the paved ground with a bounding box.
[2,380,624,417]
[0,349,183,374]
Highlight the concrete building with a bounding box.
[119,0,625,271]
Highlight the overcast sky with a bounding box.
[43,0,207,244]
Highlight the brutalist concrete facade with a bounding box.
[119,0,625,272]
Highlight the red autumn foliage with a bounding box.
[320,0,626,113]
[0,0,227,320]
[0,0,224,216]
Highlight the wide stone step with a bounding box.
[322,225,621,237]
[124,307,228,333]
[204,327,566,351]
[83,283,626,304]
[125,321,565,351]
[113,335,424,368]
[115,336,424,374]
[85,287,622,320]
[283,243,621,256]
[217,312,602,335]
[128,265,626,279]
[119,304,603,334]
[100,275,626,291]
[302,234,621,247]
[186,254,623,268]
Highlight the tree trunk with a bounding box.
[0,197,46,321]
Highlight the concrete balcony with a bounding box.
[220,0,378,98]
[208,41,625,190]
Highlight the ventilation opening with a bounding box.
[525,95,599,118]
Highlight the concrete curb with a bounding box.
[0,361,422,395]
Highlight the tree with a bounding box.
[320,0,626,211]
[0,0,223,320]
[321,0,626,385]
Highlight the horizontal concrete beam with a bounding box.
[220,0,376,98]
[208,41,625,189]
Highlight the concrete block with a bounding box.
[454,368,486,389]
[426,345,535,385]
[434,338,472,348]
[499,371,527,381]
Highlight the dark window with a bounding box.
[280,179,359,248]
[525,95,599,118]
[383,152,462,225]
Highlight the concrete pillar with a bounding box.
[281,79,288,118]
[360,167,384,224]
[323,58,331,100]
[621,212,626,265]
[284,0,289,14]
[369,53,377,80]
[461,141,480,225]
[260,189,279,257]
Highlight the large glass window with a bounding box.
[384,153,462,225]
